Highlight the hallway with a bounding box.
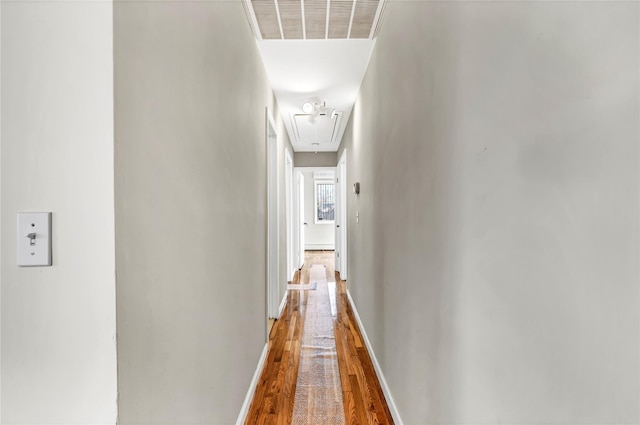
[1,1,638,424]
[246,251,393,424]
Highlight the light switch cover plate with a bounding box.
[17,212,52,266]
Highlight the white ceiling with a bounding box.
[257,39,375,152]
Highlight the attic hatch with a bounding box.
[244,0,387,40]
[292,112,342,146]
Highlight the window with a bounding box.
[314,180,335,224]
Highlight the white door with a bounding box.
[298,172,305,269]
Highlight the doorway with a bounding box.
[294,170,305,270]
[336,150,347,280]
[285,149,294,282]
[266,108,279,324]
[294,167,337,262]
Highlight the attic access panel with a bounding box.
[292,112,342,145]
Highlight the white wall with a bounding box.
[294,152,337,168]
[302,170,335,250]
[1,1,117,423]
[339,2,639,423]
[114,2,292,423]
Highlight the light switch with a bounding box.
[17,212,52,266]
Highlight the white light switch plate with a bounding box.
[17,212,52,267]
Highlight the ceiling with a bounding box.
[243,0,386,152]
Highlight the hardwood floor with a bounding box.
[245,251,394,424]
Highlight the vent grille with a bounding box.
[251,0,281,39]
[350,0,378,38]
[248,0,384,40]
[328,0,352,39]
[279,0,304,39]
[292,112,342,145]
[305,0,327,39]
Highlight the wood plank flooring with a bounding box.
[245,251,394,424]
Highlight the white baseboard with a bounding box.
[236,342,269,425]
[346,290,404,425]
[236,294,286,424]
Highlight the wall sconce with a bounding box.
[353,182,360,195]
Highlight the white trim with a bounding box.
[266,107,280,322]
[285,148,295,281]
[337,149,347,280]
[305,244,334,251]
[296,169,305,269]
[294,166,336,269]
[347,0,357,39]
[274,0,284,39]
[325,0,331,39]
[369,0,387,39]
[235,343,269,425]
[279,291,287,317]
[301,0,306,39]
[241,0,263,40]
[294,166,337,173]
[236,294,286,424]
[346,290,404,425]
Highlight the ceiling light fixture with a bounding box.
[303,99,333,124]
[302,101,314,114]
[302,99,330,115]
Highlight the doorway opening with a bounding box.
[293,167,336,270]
[336,150,347,280]
[266,108,280,331]
[285,149,295,282]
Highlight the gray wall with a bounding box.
[114,2,292,423]
[302,170,335,250]
[1,1,118,422]
[294,151,337,167]
[339,2,639,423]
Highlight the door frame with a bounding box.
[285,148,295,282]
[337,149,347,280]
[294,169,305,270]
[294,166,337,257]
[266,108,280,323]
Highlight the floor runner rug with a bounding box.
[292,264,345,424]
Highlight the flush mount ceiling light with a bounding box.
[302,101,314,114]
[303,99,334,124]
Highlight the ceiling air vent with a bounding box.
[292,112,342,145]
[245,0,386,40]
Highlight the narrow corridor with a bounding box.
[245,251,394,424]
